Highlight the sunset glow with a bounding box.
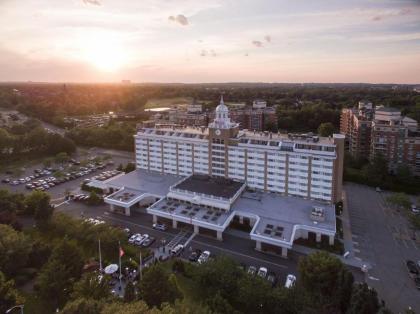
[0,0,419,83]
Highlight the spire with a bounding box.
[220,94,224,106]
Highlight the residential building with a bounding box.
[340,102,420,175]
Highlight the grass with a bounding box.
[145,97,193,109]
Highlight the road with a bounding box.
[345,183,420,313]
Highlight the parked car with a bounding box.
[411,204,419,214]
[197,250,210,264]
[188,249,202,262]
[285,274,296,288]
[142,237,155,247]
[152,223,168,231]
[128,233,141,244]
[2,178,10,183]
[375,187,382,192]
[11,180,19,185]
[257,267,268,279]
[135,234,149,246]
[247,265,257,276]
[171,244,184,256]
[406,260,419,277]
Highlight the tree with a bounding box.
[36,240,84,307]
[206,291,238,314]
[101,301,152,314]
[386,193,411,210]
[0,224,31,277]
[55,152,70,165]
[364,153,388,181]
[24,190,53,225]
[87,191,103,206]
[61,297,103,314]
[0,271,24,314]
[318,122,335,137]
[71,273,111,301]
[347,283,381,314]
[43,157,54,167]
[124,162,136,173]
[139,265,182,307]
[298,251,354,313]
[124,281,136,302]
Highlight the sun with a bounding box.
[82,34,127,72]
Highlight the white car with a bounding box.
[134,234,149,246]
[128,233,141,244]
[170,244,184,256]
[285,274,296,288]
[197,250,210,264]
[411,204,419,214]
[257,267,268,278]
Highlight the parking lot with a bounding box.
[345,183,420,313]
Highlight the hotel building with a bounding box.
[137,97,344,203]
[104,97,343,256]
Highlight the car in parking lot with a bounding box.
[134,234,149,246]
[142,237,155,247]
[406,260,419,277]
[2,178,10,183]
[257,267,268,279]
[128,233,142,244]
[247,265,257,276]
[188,249,202,262]
[152,223,168,231]
[285,274,296,288]
[171,244,184,256]
[197,250,210,264]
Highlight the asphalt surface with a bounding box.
[345,183,420,313]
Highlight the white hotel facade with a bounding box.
[104,97,344,256]
[135,97,344,203]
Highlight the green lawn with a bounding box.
[145,97,193,109]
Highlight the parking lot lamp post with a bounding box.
[6,305,24,314]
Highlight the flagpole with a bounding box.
[118,241,122,288]
[98,239,102,273]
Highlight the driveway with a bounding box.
[345,183,420,312]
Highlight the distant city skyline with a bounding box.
[0,0,419,83]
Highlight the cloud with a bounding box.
[82,0,101,5]
[371,8,412,22]
[200,49,207,57]
[252,40,263,47]
[264,35,271,43]
[168,14,189,26]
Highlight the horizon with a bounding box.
[1,0,420,84]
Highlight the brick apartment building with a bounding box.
[340,101,420,175]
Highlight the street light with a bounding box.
[5,305,24,314]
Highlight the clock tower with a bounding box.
[208,96,239,177]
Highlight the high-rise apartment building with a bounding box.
[340,102,420,175]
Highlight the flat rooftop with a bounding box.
[233,190,336,242]
[173,175,244,199]
[150,198,231,226]
[105,168,182,197]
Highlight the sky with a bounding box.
[0,0,420,84]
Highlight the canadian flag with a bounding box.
[119,247,125,257]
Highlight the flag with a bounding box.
[119,246,125,257]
